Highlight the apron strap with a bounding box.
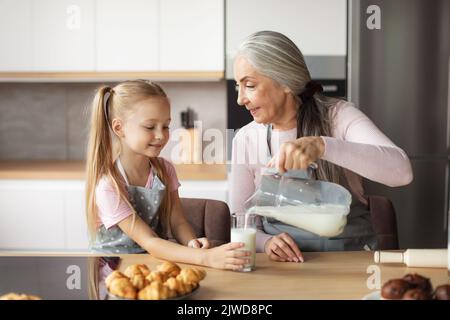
[266,124,272,157]
[116,158,130,186]
[116,157,158,188]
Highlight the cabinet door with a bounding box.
[63,181,89,250]
[96,0,159,71]
[0,0,32,71]
[226,0,347,76]
[160,0,224,71]
[0,180,66,250]
[33,0,95,71]
[227,0,346,55]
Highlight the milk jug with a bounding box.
[245,170,352,237]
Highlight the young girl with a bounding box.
[85,80,248,270]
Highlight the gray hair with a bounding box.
[237,31,341,183]
[237,30,311,96]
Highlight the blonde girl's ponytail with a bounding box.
[85,86,134,242]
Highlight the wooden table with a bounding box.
[119,251,449,300]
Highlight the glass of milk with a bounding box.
[230,213,256,272]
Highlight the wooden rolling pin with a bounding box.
[374,249,448,268]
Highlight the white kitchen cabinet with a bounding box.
[0,180,66,250]
[63,180,89,250]
[159,0,224,71]
[178,180,228,203]
[95,0,159,71]
[0,180,89,251]
[33,0,95,71]
[0,0,32,71]
[0,0,225,76]
[226,0,347,76]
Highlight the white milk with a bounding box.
[230,228,256,271]
[248,204,349,237]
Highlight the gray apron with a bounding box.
[92,159,167,254]
[262,125,378,252]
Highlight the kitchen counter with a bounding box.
[0,251,447,299]
[0,160,227,180]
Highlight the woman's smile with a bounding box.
[248,106,261,116]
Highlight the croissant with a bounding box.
[108,277,137,299]
[129,273,149,290]
[0,293,41,300]
[156,261,181,277]
[164,277,195,295]
[138,281,176,300]
[146,271,169,283]
[105,270,127,289]
[124,264,150,277]
[176,267,206,285]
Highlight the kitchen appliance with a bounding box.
[349,0,450,248]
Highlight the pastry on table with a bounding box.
[146,271,169,283]
[124,264,150,278]
[402,273,432,294]
[156,261,181,277]
[402,288,432,300]
[433,284,450,300]
[164,277,196,296]
[0,293,41,300]
[129,273,149,290]
[380,279,410,300]
[176,267,206,285]
[138,281,176,300]
[105,270,127,289]
[106,260,206,300]
[380,272,449,300]
[108,277,137,299]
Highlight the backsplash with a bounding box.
[0,82,227,161]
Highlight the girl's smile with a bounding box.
[113,97,171,159]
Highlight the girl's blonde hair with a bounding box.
[85,80,173,243]
[237,31,341,183]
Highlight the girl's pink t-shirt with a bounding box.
[95,157,180,229]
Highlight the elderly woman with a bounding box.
[230,31,413,263]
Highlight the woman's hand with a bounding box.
[268,136,325,174]
[188,237,210,249]
[264,233,304,263]
[204,242,250,270]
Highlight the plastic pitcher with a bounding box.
[244,169,352,237]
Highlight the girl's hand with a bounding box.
[264,233,304,263]
[188,237,210,249]
[267,136,325,174]
[205,242,250,270]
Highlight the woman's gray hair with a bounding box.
[237,31,341,183]
[237,30,311,96]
